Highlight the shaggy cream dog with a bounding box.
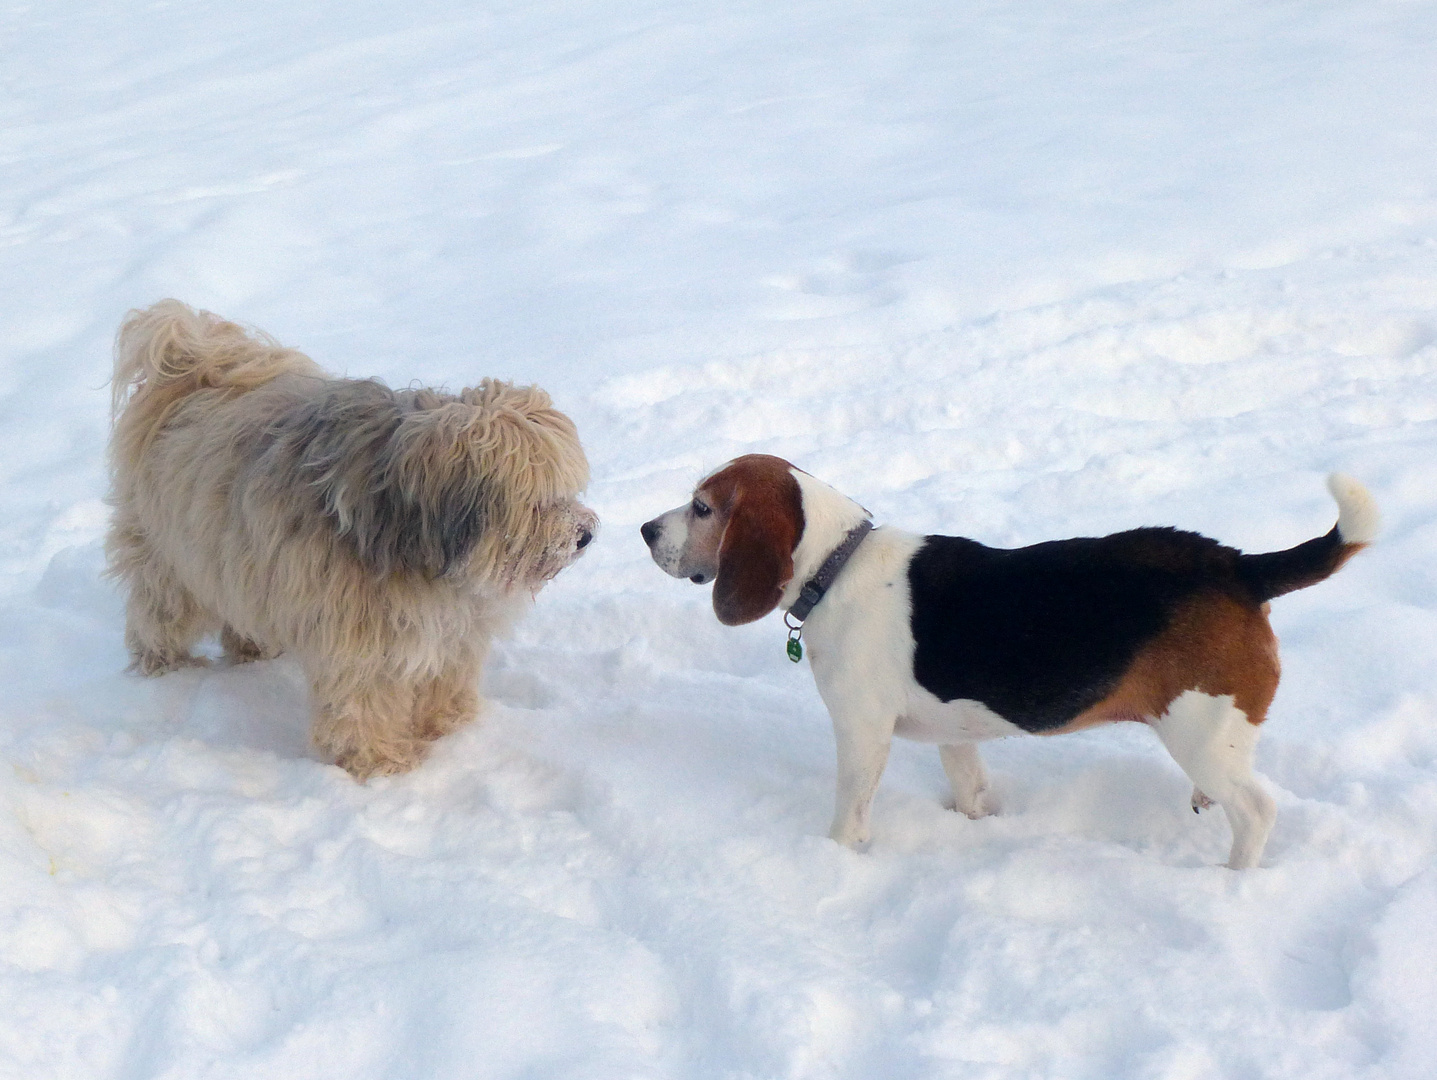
[106,300,596,778]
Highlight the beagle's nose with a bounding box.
[640,520,659,547]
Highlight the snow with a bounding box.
[2,0,1436,1076]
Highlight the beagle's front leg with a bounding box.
[826,699,897,848]
[807,600,908,850]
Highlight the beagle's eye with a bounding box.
[692,499,712,518]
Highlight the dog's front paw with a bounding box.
[131,651,206,676]
[1191,787,1214,813]
[334,746,425,782]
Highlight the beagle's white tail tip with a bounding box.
[1327,473,1380,545]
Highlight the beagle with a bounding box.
[641,455,1378,868]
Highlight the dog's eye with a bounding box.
[692,500,712,518]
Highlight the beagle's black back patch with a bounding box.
[907,528,1242,732]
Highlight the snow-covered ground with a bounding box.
[3,1,1436,1076]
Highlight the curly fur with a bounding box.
[106,300,596,777]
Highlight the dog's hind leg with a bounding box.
[1151,690,1276,869]
[121,569,209,675]
[108,514,208,674]
[939,742,996,819]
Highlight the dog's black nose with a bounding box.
[577,528,593,550]
[640,520,658,547]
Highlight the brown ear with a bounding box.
[712,464,804,626]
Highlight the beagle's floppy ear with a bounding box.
[711,458,805,626]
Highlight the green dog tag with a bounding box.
[786,636,803,663]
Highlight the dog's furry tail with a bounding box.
[1238,474,1379,602]
[110,300,321,472]
[112,299,317,419]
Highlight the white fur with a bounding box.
[940,742,996,819]
[780,469,871,609]
[1328,472,1380,545]
[645,509,691,577]
[1150,691,1276,869]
